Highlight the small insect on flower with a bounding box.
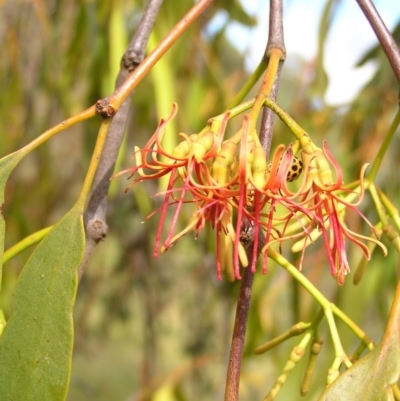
[283,141,387,284]
[286,156,303,182]
[267,156,303,183]
[239,221,254,247]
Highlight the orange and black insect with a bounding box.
[267,156,303,183]
[286,156,303,182]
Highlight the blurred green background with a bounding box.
[1,0,400,400]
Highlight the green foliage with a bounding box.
[318,344,400,401]
[318,301,400,401]
[0,204,85,401]
[0,1,400,400]
[0,151,26,289]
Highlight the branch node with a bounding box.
[86,218,108,243]
[95,99,116,118]
[121,54,141,72]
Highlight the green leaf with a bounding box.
[0,216,4,291]
[0,151,25,290]
[318,281,400,401]
[310,0,338,98]
[317,342,400,401]
[218,0,257,26]
[0,203,85,401]
[0,152,25,205]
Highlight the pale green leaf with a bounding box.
[0,204,85,401]
[318,334,400,401]
[0,151,26,289]
[319,279,400,401]
[0,152,25,205]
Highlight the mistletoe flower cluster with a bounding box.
[275,140,387,284]
[116,104,386,284]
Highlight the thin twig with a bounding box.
[224,1,286,400]
[96,0,215,117]
[224,258,254,401]
[356,0,400,87]
[121,0,165,73]
[79,0,164,280]
[260,0,286,158]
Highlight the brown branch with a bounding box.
[224,258,255,401]
[260,0,286,158]
[96,0,215,118]
[79,0,164,280]
[79,0,215,278]
[121,0,165,73]
[224,227,265,401]
[356,0,400,86]
[224,1,286,400]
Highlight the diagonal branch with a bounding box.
[356,0,400,87]
[79,0,164,280]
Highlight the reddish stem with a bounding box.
[224,264,254,401]
[223,1,285,399]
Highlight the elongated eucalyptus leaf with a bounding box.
[318,281,400,401]
[0,152,25,205]
[317,341,400,401]
[0,151,25,288]
[0,216,4,290]
[0,204,85,401]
